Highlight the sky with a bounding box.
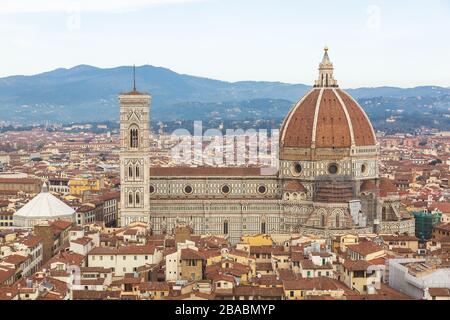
[0,0,449,88]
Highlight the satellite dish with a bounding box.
[257,273,262,278]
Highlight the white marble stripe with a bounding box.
[311,88,324,148]
[339,89,377,144]
[280,89,316,143]
[333,88,355,147]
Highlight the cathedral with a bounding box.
[119,49,415,244]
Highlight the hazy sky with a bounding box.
[1,0,449,87]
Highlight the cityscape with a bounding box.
[0,0,449,308]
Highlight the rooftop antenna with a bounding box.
[133,64,136,92]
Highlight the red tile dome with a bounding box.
[280,48,376,154]
[280,88,376,149]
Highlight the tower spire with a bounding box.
[314,46,338,88]
[133,64,136,92]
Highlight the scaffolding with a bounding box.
[412,211,442,241]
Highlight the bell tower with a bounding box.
[119,66,151,226]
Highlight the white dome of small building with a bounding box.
[13,183,75,228]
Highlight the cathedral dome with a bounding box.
[280,48,376,157]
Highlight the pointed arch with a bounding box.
[128,193,133,206]
[129,125,139,148]
[135,166,140,178]
[135,192,140,205]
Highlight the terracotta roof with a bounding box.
[251,274,282,286]
[20,236,43,248]
[284,180,307,192]
[2,254,29,266]
[300,259,333,270]
[291,251,305,262]
[347,242,383,256]
[315,89,353,148]
[277,269,298,281]
[360,180,377,192]
[280,88,376,153]
[0,178,41,184]
[255,262,273,271]
[250,245,273,254]
[228,249,251,258]
[0,266,16,284]
[205,261,250,277]
[342,260,372,271]
[345,283,411,300]
[71,237,92,246]
[51,220,73,230]
[198,249,221,259]
[428,288,450,297]
[305,295,337,300]
[180,248,204,260]
[283,277,348,291]
[310,252,333,258]
[209,273,236,283]
[37,291,65,300]
[381,235,418,242]
[233,285,284,298]
[0,287,15,300]
[47,251,85,266]
[434,223,450,232]
[89,245,156,255]
[379,178,398,195]
[72,290,121,300]
[429,202,450,214]
[79,279,105,286]
[138,282,170,291]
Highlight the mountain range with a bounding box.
[0,65,449,129]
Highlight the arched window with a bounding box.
[335,214,340,228]
[261,222,266,234]
[128,166,133,178]
[135,166,140,178]
[130,127,139,148]
[321,214,326,227]
[223,221,229,234]
[128,193,133,206]
[135,193,140,205]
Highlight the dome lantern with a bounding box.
[314,46,339,88]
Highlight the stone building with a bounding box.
[119,49,415,243]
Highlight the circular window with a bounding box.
[291,162,303,176]
[221,185,231,195]
[149,185,155,194]
[184,185,193,194]
[257,185,267,194]
[328,164,338,175]
[361,164,367,175]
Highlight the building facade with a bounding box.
[119,50,415,244]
